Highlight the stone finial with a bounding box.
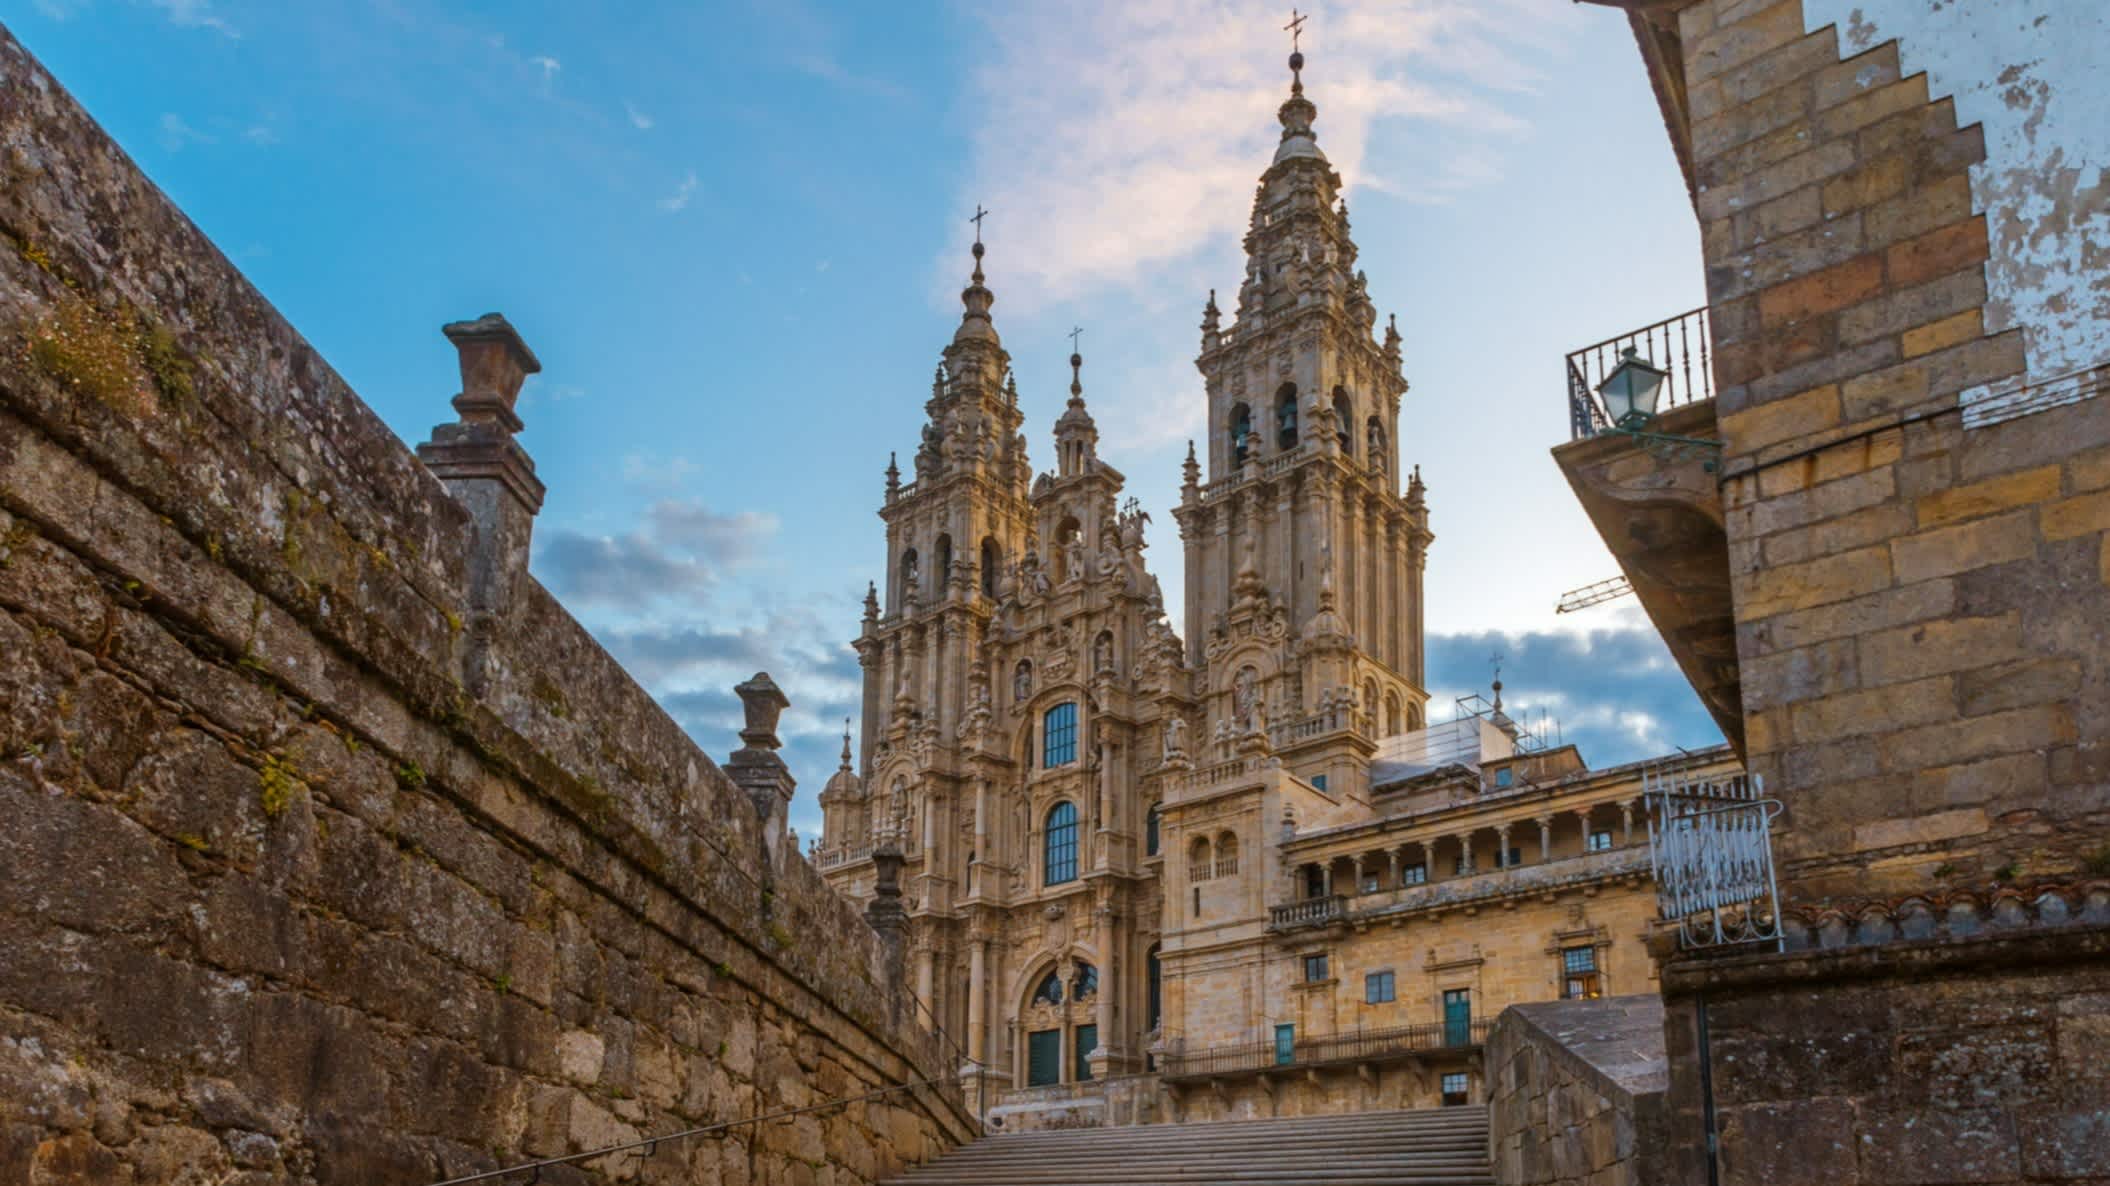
[735,671,790,750]
[726,673,796,834]
[865,840,909,981]
[442,313,541,431]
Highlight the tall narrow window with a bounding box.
[1044,801,1079,885]
[1333,387,1354,454]
[1230,403,1253,466]
[1275,385,1299,449]
[1304,864,1327,900]
[1147,947,1162,1031]
[1563,946,1603,1000]
[1043,701,1078,767]
[980,537,1001,598]
[1145,803,1161,857]
[934,534,953,593]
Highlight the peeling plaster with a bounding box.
[1806,0,2110,424]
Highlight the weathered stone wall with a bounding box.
[1678,0,2110,903]
[1486,997,1667,1186]
[0,23,970,1186]
[1657,906,2110,1186]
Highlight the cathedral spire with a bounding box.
[1274,24,1323,163]
[954,206,1000,347]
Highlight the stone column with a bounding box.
[967,934,989,1064]
[1537,816,1553,862]
[416,313,545,696]
[1386,849,1399,887]
[865,843,909,988]
[1622,800,1637,845]
[1575,807,1596,850]
[916,946,936,1029]
[1454,833,1474,876]
[972,775,990,891]
[1496,824,1513,869]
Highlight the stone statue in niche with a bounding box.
[1092,632,1115,675]
[1163,716,1189,760]
[1013,660,1034,703]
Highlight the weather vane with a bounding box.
[1284,8,1308,52]
[969,203,990,243]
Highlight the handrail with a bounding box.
[425,1064,980,1185]
[1566,305,1714,441]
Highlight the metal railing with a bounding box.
[1161,1019,1491,1080]
[1646,766,1783,950]
[1567,305,1715,440]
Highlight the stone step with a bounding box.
[884,1107,1492,1186]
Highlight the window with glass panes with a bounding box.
[1303,953,1329,982]
[1562,945,1603,999]
[1042,702,1078,767]
[1402,863,1427,885]
[1044,801,1079,885]
[1365,970,1395,1004]
[1441,1072,1470,1106]
[1587,829,1614,852]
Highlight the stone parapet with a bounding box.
[1486,996,1669,1186]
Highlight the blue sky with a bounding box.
[11,0,1724,838]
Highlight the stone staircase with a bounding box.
[884,1107,1493,1186]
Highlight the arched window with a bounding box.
[1333,387,1354,454]
[1044,801,1079,885]
[1275,384,1299,450]
[981,536,1001,598]
[1385,692,1403,735]
[1215,831,1240,878]
[1043,701,1078,768]
[934,534,953,593]
[1146,946,1162,1031]
[1188,835,1214,881]
[1145,803,1161,857]
[1229,403,1253,467]
[898,548,919,605]
[1032,970,1065,1006]
[1071,961,1099,999]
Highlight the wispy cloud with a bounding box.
[623,100,655,130]
[157,112,215,152]
[789,51,906,101]
[657,169,699,212]
[528,54,562,88]
[534,499,777,613]
[1426,615,1721,768]
[953,0,1543,312]
[148,0,238,38]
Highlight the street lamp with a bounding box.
[1593,345,1722,469]
[1597,346,1669,430]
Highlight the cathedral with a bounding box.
[815,46,1724,1127]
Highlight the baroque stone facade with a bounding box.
[817,48,1747,1129]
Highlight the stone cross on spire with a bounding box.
[1284,8,1307,52]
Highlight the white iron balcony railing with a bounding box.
[1646,766,1784,950]
[1568,305,1715,440]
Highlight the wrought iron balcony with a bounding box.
[1268,894,1347,931]
[1567,305,1715,440]
[1161,1019,1492,1081]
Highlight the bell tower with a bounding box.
[1173,44,1433,793]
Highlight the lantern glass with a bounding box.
[1598,346,1669,429]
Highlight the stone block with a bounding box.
[2039,488,2110,542]
[1718,1098,1860,1186]
[1851,807,1988,853]
[1812,42,1903,110]
[1786,675,1953,746]
[1739,543,1894,622]
[1857,1107,2021,1185]
[1839,269,1987,348]
[1757,254,1885,324]
[1814,73,1932,142]
[1914,466,2061,529]
[1864,173,1975,251]
[1878,705,2074,773]
[1901,309,1982,359]
[1889,511,2037,585]
[1856,613,2022,687]
[1688,2,1817,84]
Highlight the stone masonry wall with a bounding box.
[1486,997,1668,1186]
[0,24,970,1186]
[1657,921,2110,1186]
[1679,0,2110,904]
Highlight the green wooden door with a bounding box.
[1274,1023,1295,1066]
[1073,1024,1098,1082]
[1443,989,1472,1046]
[1027,1029,1060,1086]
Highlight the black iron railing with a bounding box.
[1160,1019,1491,1080]
[1567,306,1715,440]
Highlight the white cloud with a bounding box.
[147,0,238,38]
[624,100,654,130]
[952,0,1542,313]
[157,112,214,152]
[529,54,562,86]
[657,170,699,213]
